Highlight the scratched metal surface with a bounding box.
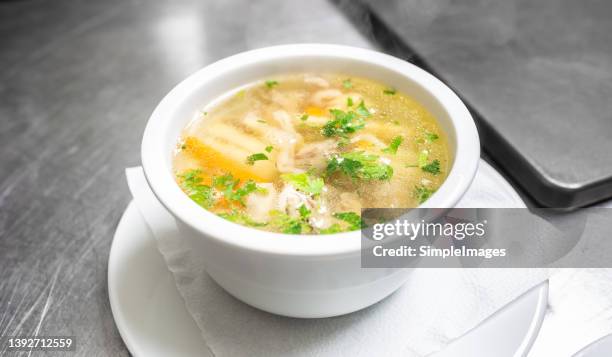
[0,0,369,355]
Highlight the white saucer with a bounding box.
[108,160,548,357]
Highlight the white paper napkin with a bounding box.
[125,164,610,356]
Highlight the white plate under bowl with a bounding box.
[108,160,548,357]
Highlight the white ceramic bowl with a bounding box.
[141,44,479,318]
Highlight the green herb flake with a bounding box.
[319,224,343,234]
[415,185,435,204]
[326,151,393,181]
[425,132,439,142]
[347,97,353,107]
[178,169,214,208]
[281,172,325,195]
[212,174,260,206]
[300,114,309,121]
[298,204,311,219]
[246,153,269,165]
[257,119,268,124]
[321,108,366,138]
[265,145,274,153]
[337,137,350,148]
[355,100,371,117]
[382,136,403,155]
[268,210,311,234]
[393,120,400,126]
[265,80,279,88]
[383,88,396,95]
[219,210,267,227]
[342,79,352,89]
[227,180,259,205]
[418,150,429,168]
[421,159,441,175]
[212,173,237,189]
[333,211,363,230]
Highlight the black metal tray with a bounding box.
[333,0,612,208]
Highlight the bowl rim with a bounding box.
[141,44,480,257]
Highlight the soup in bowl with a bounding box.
[142,44,479,317]
[173,74,450,234]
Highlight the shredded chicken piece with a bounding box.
[304,75,330,88]
[246,183,277,222]
[242,111,302,173]
[277,184,314,217]
[295,140,337,171]
[308,202,333,230]
[268,90,302,113]
[277,184,333,230]
[271,110,297,134]
[242,112,264,127]
[269,110,302,172]
[275,142,296,173]
[311,89,343,107]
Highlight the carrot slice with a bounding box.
[306,106,325,117]
[182,137,269,182]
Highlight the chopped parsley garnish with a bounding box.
[257,119,267,124]
[265,145,274,153]
[342,79,352,88]
[322,109,365,138]
[321,101,373,138]
[212,174,259,206]
[219,210,267,227]
[319,224,343,234]
[393,120,400,126]
[355,100,371,117]
[415,185,435,204]
[418,150,429,168]
[425,132,439,142]
[298,204,311,219]
[212,173,236,189]
[265,80,278,88]
[300,114,309,121]
[281,172,324,195]
[383,88,396,95]
[179,171,266,210]
[382,136,403,155]
[228,181,260,204]
[326,151,393,181]
[177,169,214,208]
[421,159,441,175]
[337,137,350,148]
[407,150,442,175]
[333,212,363,230]
[269,210,311,234]
[347,97,353,107]
[246,153,269,165]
